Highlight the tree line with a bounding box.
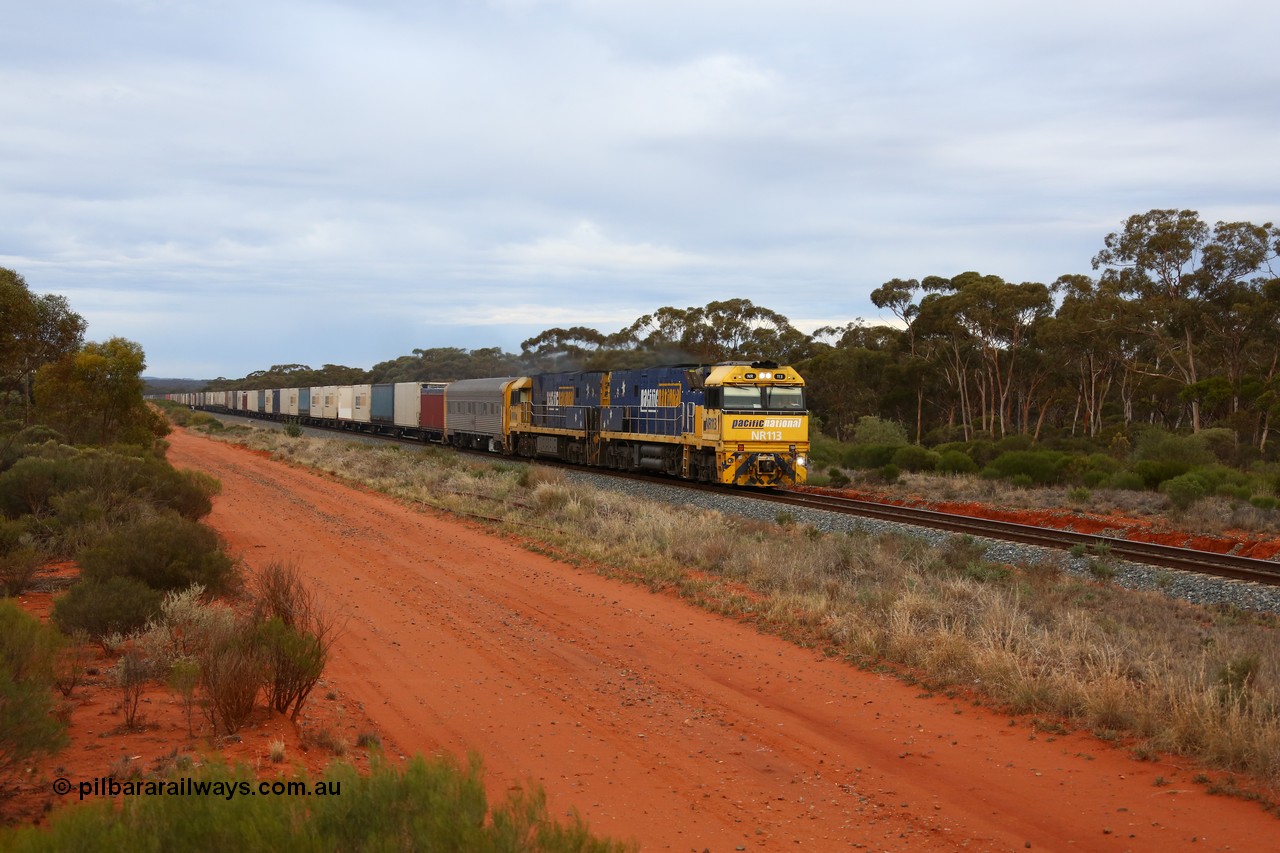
[203,209,1279,456]
[3,268,169,445]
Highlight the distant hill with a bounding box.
[143,377,212,395]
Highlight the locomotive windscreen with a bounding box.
[721,385,805,412]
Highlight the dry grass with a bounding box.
[210,425,1280,789]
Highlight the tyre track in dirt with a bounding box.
[167,429,1276,851]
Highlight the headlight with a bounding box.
[796,454,807,467]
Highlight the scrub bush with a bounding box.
[851,415,907,446]
[985,450,1070,485]
[1161,472,1209,510]
[51,577,163,644]
[1134,459,1192,489]
[199,629,265,737]
[78,513,236,593]
[257,618,327,721]
[844,444,898,469]
[1104,470,1146,491]
[0,517,40,595]
[935,449,978,475]
[890,445,938,473]
[0,544,40,596]
[0,601,68,782]
[0,454,83,517]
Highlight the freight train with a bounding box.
[167,361,809,487]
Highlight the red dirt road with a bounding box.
[168,429,1277,851]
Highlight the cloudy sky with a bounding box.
[3,0,1277,378]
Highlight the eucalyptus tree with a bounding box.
[1091,209,1278,432]
[35,337,168,446]
[0,268,86,421]
[871,278,930,441]
[914,272,1053,437]
[520,326,611,371]
[618,299,809,363]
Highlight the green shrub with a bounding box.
[257,617,327,722]
[0,544,41,596]
[966,440,1001,467]
[78,514,236,593]
[51,577,163,643]
[1133,459,1191,489]
[890,445,938,473]
[1216,484,1252,501]
[0,455,84,518]
[1081,470,1108,488]
[1089,559,1118,582]
[1197,428,1241,465]
[807,432,848,470]
[851,416,908,447]
[844,444,898,469]
[878,463,900,484]
[0,446,220,560]
[1067,487,1092,503]
[1132,427,1215,467]
[985,450,1069,485]
[1161,472,1209,510]
[0,517,40,593]
[1064,453,1123,486]
[995,433,1034,453]
[1249,495,1278,511]
[826,467,850,487]
[1104,470,1147,491]
[137,460,220,520]
[0,601,69,778]
[935,449,978,475]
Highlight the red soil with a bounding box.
[8,429,1279,850]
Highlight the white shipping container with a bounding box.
[282,388,300,416]
[393,382,423,428]
[337,386,354,421]
[351,384,373,423]
[321,386,338,419]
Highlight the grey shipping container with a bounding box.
[445,377,516,442]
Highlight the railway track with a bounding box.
[193,409,1280,588]
[762,488,1280,586]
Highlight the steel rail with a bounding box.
[765,489,1280,586]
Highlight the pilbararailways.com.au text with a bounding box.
[54,776,341,801]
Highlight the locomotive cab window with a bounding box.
[764,387,805,411]
[721,385,806,412]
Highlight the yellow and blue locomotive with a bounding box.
[172,361,809,488]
